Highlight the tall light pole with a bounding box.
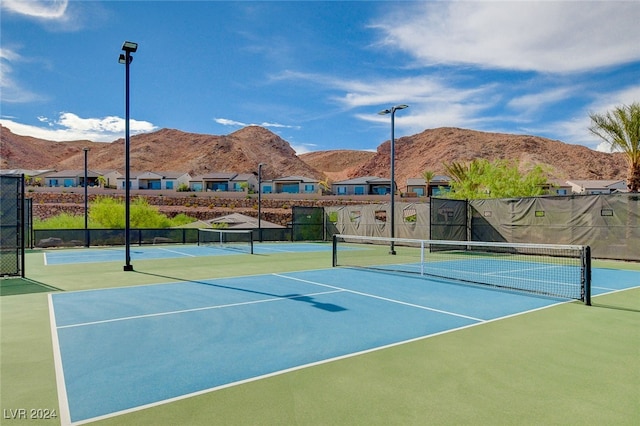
[378,104,409,255]
[83,147,90,247]
[258,163,264,243]
[119,41,137,271]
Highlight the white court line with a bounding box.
[56,289,344,329]
[255,246,295,253]
[272,273,485,322]
[48,295,72,426]
[155,247,197,257]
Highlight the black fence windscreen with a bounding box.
[292,206,325,241]
[469,194,639,261]
[1,175,25,277]
[429,198,467,241]
[32,226,296,248]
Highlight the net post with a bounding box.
[332,234,338,267]
[249,232,254,255]
[20,174,26,277]
[584,246,591,306]
[420,240,424,276]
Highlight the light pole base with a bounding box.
[123,265,134,271]
[389,250,396,255]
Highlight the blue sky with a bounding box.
[1,1,639,154]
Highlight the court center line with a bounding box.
[272,273,485,322]
[56,289,345,329]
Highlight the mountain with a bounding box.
[299,150,376,182]
[346,127,627,187]
[0,125,97,170]
[1,125,627,187]
[0,125,323,180]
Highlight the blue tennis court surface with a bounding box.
[43,242,332,265]
[49,267,639,424]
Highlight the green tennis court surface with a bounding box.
[1,247,638,425]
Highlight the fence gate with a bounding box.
[0,175,25,277]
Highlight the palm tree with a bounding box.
[422,170,435,196]
[442,161,468,184]
[589,102,640,192]
[318,178,332,195]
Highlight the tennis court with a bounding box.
[42,242,333,265]
[49,242,638,424]
[1,240,639,426]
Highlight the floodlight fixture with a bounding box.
[122,41,138,53]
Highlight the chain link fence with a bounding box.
[1,175,25,277]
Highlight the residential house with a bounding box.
[117,171,191,190]
[545,180,573,196]
[100,170,122,188]
[405,176,453,197]
[271,176,320,194]
[332,176,393,196]
[405,178,427,196]
[429,175,453,196]
[196,172,237,192]
[0,169,55,185]
[189,173,258,192]
[566,180,627,194]
[44,169,102,188]
[260,179,274,194]
[230,173,259,192]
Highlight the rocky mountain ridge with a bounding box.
[1,125,627,188]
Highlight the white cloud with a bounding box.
[260,121,300,129]
[289,143,317,155]
[0,47,44,103]
[373,2,640,73]
[536,84,640,150]
[214,118,247,127]
[214,117,300,130]
[585,85,640,120]
[278,71,498,136]
[0,112,157,142]
[1,0,95,32]
[1,0,68,19]
[507,87,576,113]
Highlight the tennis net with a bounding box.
[332,234,591,304]
[198,228,254,254]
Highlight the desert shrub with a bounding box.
[34,213,86,229]
[36,197,207,229]
[170,213,198,227]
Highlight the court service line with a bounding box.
[156,247,197,257]
[56,289,345,329]
[256,246,295,253]
[272,273,485,322]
